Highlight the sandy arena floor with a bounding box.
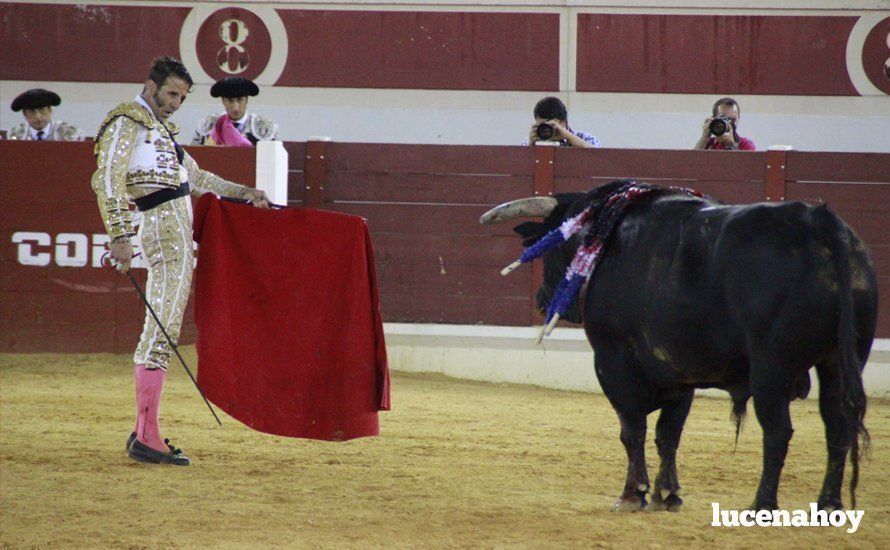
[1,349,889,548]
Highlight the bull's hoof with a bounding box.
[649,493,683,512]
[749,501,778,512]
[612,494,647,512]
[817,498,844,512]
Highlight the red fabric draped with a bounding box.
[192,194,390,441]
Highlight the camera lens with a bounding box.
[709,118,729,137]
[536,124,555,141]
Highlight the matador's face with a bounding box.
[147,76,190,122]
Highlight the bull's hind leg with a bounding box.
[750,365,794,510]
[815,360,850,511]
[649,391,693,512]
[614,411,650,512]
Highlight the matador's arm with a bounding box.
[181,150,252,200]
[91,117,139,241]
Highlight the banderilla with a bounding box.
[126,271,223,426]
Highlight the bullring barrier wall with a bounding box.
[1,141,888,394]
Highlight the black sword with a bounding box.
[126,271,223,426]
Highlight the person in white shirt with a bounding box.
[191,77,278,146]
[7,88,83,141]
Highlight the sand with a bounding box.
[1,349,888,548]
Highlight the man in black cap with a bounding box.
[7,88,83,141]
[191,77,278,146]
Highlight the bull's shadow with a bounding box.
[481,180,877,512]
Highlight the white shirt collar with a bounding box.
[30,122,52,139]
[232,114,248,126]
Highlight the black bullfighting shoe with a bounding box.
[128,439,191,466]
[126,431,136,451]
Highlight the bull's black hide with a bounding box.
[509,181,878,511]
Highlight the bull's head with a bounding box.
[480,192,588,326]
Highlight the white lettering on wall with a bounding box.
[11,232,51,266]
[55,233,89,267]
[11,231,149,270]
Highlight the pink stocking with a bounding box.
[134,363,167,452]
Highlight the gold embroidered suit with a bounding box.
[91,98,253,370]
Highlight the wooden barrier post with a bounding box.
[304,138,330,208]
[764,145,792,202]
[531,144,556,325]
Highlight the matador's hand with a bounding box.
[109,240,134,273]
[242,188,271,209]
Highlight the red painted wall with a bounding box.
[576,14,860,95]
[0,141,255,353]
[0,3,188,83]
[2,3,884,96]
[275,10,559,90]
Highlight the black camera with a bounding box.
[535,123,556,141]
[709,116,734,137]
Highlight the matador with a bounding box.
[91,57,269,466]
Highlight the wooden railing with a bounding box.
[0,141,887,353]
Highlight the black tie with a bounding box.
[36,130,45,140]
[235,122,243,131]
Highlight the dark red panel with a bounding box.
[0,3,189,83]
[275,11,559,90]
[283,142,307,205]
[380,292,530,325]
[862,17,890,95]
[327,203,517,237]
[373,233,522,268]
[785,152,890,184]
[186,145,256,187]
[327,173,534,204]
[326,143,534,176]
[376,261,528,299]
[576,14,858,95]
[554,148,764,181]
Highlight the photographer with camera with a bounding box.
[694,97,755,151]
[523,96,600,148]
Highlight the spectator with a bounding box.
[694,97,755,151]
[7,88,83,141]
[192,77,278,146]
[522,96,600,148]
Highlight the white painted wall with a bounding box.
[4,83,889,153]
[385,323,890,398]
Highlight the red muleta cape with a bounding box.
[193,194,390,441]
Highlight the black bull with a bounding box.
[481,182,877,512]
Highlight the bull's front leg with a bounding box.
[614,411,650,512]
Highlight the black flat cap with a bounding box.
[210,77,260,98]
[11,88,61,112]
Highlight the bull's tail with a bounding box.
[730,395,747,453]
[819,205,869,508]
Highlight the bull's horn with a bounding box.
[536,313,561,344]
[479,197,558,225]
[500,260,521,276]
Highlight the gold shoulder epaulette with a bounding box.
[93,102,159,155]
